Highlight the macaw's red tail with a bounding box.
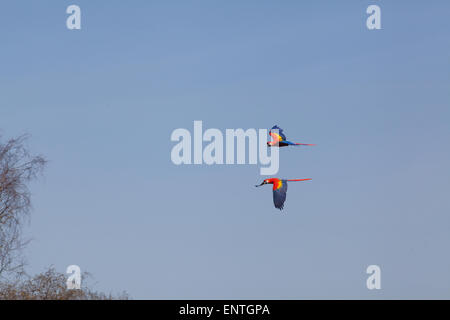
[287,179,312,182]
[295,143,316,146]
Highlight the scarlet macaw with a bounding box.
[255,178,311,210]
[268,125,315,147]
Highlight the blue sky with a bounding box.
[1,0,450,298]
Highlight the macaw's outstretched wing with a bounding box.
[272,180,288,210]
[269,125,287,142]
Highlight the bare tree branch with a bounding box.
[0,134,46,279]
[0,267,129,300]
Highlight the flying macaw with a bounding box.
[267,125,315,147]
[255,178,311,210]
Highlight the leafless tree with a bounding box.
[0,134,46,279]
[0,133,129,299]
[0,267,129,300]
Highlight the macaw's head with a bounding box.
[255,179,271,187]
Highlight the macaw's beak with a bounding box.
[255,182,265,187]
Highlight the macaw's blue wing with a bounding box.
[270,125,287,142]
[272,180,288,210]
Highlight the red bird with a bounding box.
[267,125,315,147]
[255,178,311,210]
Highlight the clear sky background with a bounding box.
[1,1,450,299]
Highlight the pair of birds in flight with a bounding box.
[255,125,314,210]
